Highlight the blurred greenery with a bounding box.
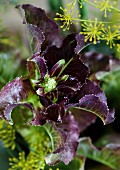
[0,143,9,170]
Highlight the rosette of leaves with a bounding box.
[0,4,115,166]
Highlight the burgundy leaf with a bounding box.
[28,24,45,53]
[27,54,47,80]
[19,4,63,50]
[0,77,45,125]
[49,59,65,77]
[43,33,77,71]
[45,112,80,165]
[39,96,52,108]
[70,80,107,103]
[78,94,115,125]
[58,76,81,90]
[64,56,89,84]
[68,107,96,133]
[74,34,85,54]
[58,77,81,98]
[30,108,47,126]
[46,104,63,122]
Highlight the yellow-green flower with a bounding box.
[116,44,120,52]
[9,150,46,170]
[9,152,25,170]
[94,0,113,18]
[84,0,120,17]
[81,18,105,44]
[9,126,51,170]
[0,119,16,150]
[54,0,80,31]
[102,26,120,48]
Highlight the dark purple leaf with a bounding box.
[74,34,85,54]
[27,54,47,80]
[49,59,65,77]
[77,94,115,125]
[70,80,107,103]
[39,96,52,108]
[18,4,63,50]
[30,108,47,126]
[45,112,80,165]
[28,24,45,53]
[42,33,89,84]
[0,77,46,125]
[67,90,114,126]
[43,33,77,71]
[57,76,81,98]
[46,104,63,122]
[63,56,89,84]
[68,107,96,133]
[58,76,81,90]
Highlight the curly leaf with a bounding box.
[78,94,114,125]
[0,77,42,125]
[27,24,45,53]
[70,80,107,103]
[17,4,63,51]
[45,113,80,165]
[43,33,77,70]
[74,34,85,54]
[27,54,47,80]
[69,80,115,126]
[44,122,66,152]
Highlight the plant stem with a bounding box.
[78,1,88,20]
[47,0,63,13]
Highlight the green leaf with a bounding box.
[77,137,120,170]
[45,157,85,170]
[43,123,66,151]
[96,65,120,111]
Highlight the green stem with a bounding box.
[73,18,113,24]
[78,0,88,32]
[16,143,22,152]
[6,148,15,158]
[111,7,120,13]
[78,0,88,20]
[43,125,54,151]
[47,0,63,13]
[57,56,73,78]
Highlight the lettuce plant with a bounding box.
[0,4,116,169]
